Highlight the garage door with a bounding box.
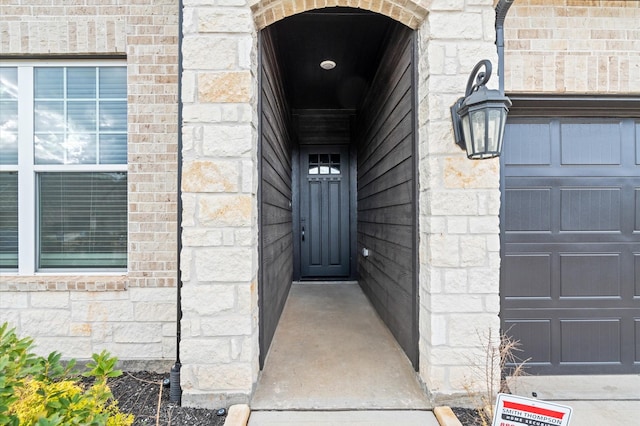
[501,113,640,374]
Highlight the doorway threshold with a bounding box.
[251,283,431,410]
[292,280,358,285]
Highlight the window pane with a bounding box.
[99,67,127,98]
[67,68,96,98]
[0,68,18,100]
[34,101,65,132]
[0,172,18,269]
[35,68,63,98]
[65,133,97,165]
[0,101,18,165]
[100,134,127,164]
[99,101,127,132]
[35,132,97,165]
[68,101,96,132]
[38,172,127,269]
[1,68,19,165]
[35,133,65,164]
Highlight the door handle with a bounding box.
[301,226,305,241]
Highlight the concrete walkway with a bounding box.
[247,283,640,425]
[251,283,431,411]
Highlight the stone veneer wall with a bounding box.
[179,0,503,407]
[504,0,640,93]
[179,0,259,408]
[416,0,502,403]
[0,1,179,365]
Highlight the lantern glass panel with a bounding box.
[470,109,486,155]
[461,113,472,153]
[487,108,503,153]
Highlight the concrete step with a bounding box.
[247,410,439,425]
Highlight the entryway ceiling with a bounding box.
[269,8,397,110]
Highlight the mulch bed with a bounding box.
[104,371,227,426]
[101,371,483,426]
[451,407,484,426]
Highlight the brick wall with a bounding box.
[250,0,429,29]
[504,0,640,93]
[0,1,179,366]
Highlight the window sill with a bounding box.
[0,274,128,292]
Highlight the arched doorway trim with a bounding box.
[250,0,428,29]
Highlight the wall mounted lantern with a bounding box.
[450,60,511,160]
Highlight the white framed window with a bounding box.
[0,60,127,273]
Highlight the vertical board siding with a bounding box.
[259,29,294,367]
[356,26,418,368]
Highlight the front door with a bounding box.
[299,145,350,278]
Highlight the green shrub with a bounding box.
[0,322,134,426]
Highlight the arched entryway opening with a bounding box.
[255,6,422,408]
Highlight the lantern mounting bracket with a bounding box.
[464,59,492,99]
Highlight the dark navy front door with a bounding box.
[299,145,350,278]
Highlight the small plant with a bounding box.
[0,322,134,426]
[463,328,530,426]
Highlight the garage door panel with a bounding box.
[503,254,551,298]
[636,190,640,230]
[636,320,640,363]
[505,188,551,232]
[503,121,552,165]
[560,188,621,231]
[504,320,551,365]
[560,319,621,363]
[560,122,622,165]
[635,254,640,296]
[560,254,620,297]
[636,122,640,165]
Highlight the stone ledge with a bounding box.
[224,404,250,426]
[0,275,128,292]
[434,406,463,426]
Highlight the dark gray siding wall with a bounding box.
[355,27,418,368]
[293,109,354,146]
[259,29,294,366]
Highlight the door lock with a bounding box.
[301,226,305,241]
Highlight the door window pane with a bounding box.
[0,172,18,269]
[38,172,127,269]
[308,153,340,175]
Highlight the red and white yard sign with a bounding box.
[492,393,572,426]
